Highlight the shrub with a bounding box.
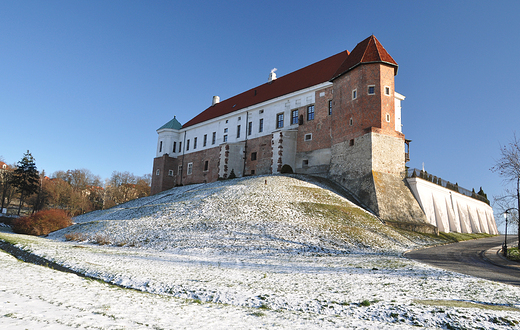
[12,209,72,236]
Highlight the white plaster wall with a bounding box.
[165,84,327,158]
[271,130,297,173]
[394,92,405,133]
[407,177,497,234]
[156,129,181,157]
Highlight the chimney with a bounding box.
[212,95,220,106]
[268,68,277,83]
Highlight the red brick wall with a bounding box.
[296,86,333,153]
[151,154,179,195]
[331,63,403,146]
[178,146,221,185]
[244,135,273,175]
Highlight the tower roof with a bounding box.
[331,35,398,80]
[157,116,182,131]
[177,35,396,129]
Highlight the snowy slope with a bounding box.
[50,175,437,254]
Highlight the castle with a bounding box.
[151,35,497,234]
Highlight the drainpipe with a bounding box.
[243,112,249,176]
[180,131,187,186]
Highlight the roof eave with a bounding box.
[330,61,398,81]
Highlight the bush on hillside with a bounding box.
[12,209,73,236]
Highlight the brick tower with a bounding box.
[328,36,427,226]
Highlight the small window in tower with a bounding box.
[291,109,299,125]
[251,152,257,161]
[349,117,353,126]
[302,159,309,167]
[159,141,163,153]
[203,160,209,172]
[307,105,315,121]
[386,113,391,122]
[350,139,355,146]
[178,142,182,153]
[304,133,312,141]
[156,169,160,176]
[352,89,357,100]
[168,170,174,176]
[173,142,177,153]
[328,100,332,115]
[187,162,193,175]
[368,85,375,95]
[385,86,391,96]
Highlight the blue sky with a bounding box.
[1,1,519,226]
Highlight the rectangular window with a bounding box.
[237,125,241,138]
[178,165,182,175]
[248,122,252,136]
[259,118,264,132]
[203,134,207,147]
[291,109,299,125]
[173,142,177,153]
[307,105,315,121]
[304,133,312,141]
[156,169,160,175]
[352,89,357,100]
[186,139,190,151]
[168,169,174,176]
[385,86,390,96]
[276,113,284,128]
[223,135,228,142]
[159,141,163,153]
[302,160,309,167]
[251,152,257,161]
[368,85,375,95]
[204,160,209,172]
[187,162,193,175]
[224,128,228,133]
[193,137,197,149]
[212,132,216,144]
[179,142,182,153]
[328,100,332,115]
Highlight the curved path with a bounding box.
[405,235,520,286]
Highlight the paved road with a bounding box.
[405,235,520,286]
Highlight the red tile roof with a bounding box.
[182,35,397,128]
[332,35,398,79]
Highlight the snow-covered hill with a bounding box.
[50,175,436,254]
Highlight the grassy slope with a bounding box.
[49,174,486,254]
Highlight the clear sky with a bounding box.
[1,1,519,227]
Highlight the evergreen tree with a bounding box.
[11,151,40,215]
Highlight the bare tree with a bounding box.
[491,133,520,249]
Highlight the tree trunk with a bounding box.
[17,191,24,216]
[517,178,520,250]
